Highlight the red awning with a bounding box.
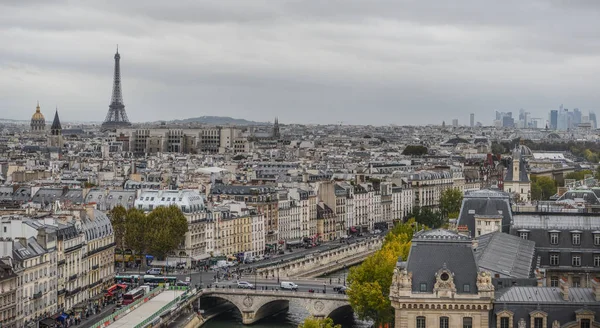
[117,284,127,289]
[105,284,127,296]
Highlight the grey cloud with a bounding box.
[2,0,600,125]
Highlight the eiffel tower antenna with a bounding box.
[101,47,132,131]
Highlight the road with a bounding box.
[117,234,380,292]
[211,278,348,294]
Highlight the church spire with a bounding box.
[51,108,62,135]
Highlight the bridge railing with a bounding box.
[132,287,192,328]
[88,286,164,328]
[204,287,349,300]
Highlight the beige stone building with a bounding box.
[389,230,494,328]
[0,258,18,328]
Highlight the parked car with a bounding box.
[176,281,190,287]
[338,286,349,294]
[278,249,285,255]
[280,281,298,291]
[237,281,255,289]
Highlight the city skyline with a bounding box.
[3,1,600,125]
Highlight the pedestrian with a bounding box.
[330,278,332,285]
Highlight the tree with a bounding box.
[298,317,341,328]
[565,170,593,182]
[439,188,463,219]
[109,205,127,257]
[146,205,189,260]
[347,220,415,326]
[124,208,151,267]
[530,176,557,200]
[410,206,443,229]
[402,145,428,156]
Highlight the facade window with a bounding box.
[573,277,581,287]
[595,255,600,267]
[595,234,600,246]
[550,233,559,245]
[463,284,470,292]
[463,317,473,328]
[581,319,591,328]
[550,276,559,287]
[520,232,528,240]
[416,316,426,328]
[440,317,449,328]
[572,255,581,267]
[500,317,509,328]
[572,233,581,246]
[534,318,543,328]
[420,283,427,292]
[550,253,559,266]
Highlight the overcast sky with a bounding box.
[2,1,600,125]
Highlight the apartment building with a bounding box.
[0,258,18,328]
[0,218,58,328]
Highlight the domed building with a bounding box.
[30,102,46,133]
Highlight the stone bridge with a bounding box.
[201,288,351,324]
[258,237,382,279]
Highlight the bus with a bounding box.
[115,275,140,284]
[122,287,146,305]
[143,275,177,285]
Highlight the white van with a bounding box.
[146,268,162,275]
[280,281,298,291]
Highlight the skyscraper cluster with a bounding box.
[549,105,596,131]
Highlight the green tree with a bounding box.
[109,205,127,259]
[596,166,600,180]
[146,205,189,260]
[402,145,428,156]
[411,206,443,229]
[530,176,557,200]
[565,170,593,182]
[439,188,463,219]
[298,317,341,328]
[347,220,415,326]
[124,208,151,267]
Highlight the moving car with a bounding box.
[237,281,255,289]
[146,268,162,275]
[280,281,298,291]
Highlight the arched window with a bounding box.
[416,316,426,328]
[440,316,449,328]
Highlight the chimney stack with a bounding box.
[559,277,569,301]
[592,278,600,301]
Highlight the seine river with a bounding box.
[203,266,372,328]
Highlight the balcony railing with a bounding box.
[92,264,99,270]
[69,274,78,281]
[32,291,42,299]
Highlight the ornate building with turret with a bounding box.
[390,229,600,328]
[30,102,46,133]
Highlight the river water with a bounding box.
[203,266,371,328]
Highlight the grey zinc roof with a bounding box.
[512,214,600,230]
[457,190,512,238]
[406,229,479,294]
[496,286,595,303]
[474,232,535,279]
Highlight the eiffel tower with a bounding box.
[101,46,132,131]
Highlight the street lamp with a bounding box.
[277,268,280,284]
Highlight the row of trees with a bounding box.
[109,205,189,261]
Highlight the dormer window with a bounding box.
[594,233,600,246]
[419,283,427,292]
[519,232,528,240]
